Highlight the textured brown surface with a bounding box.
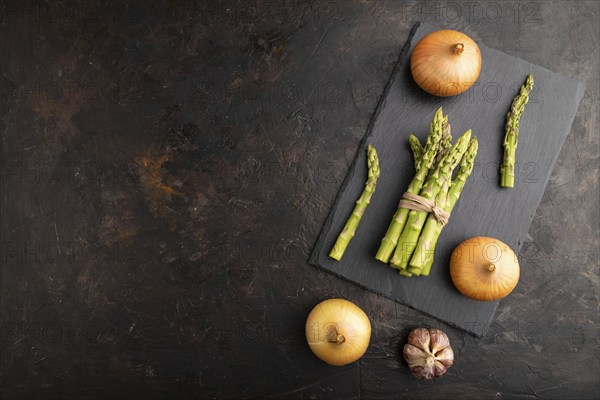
[1,1,599,399]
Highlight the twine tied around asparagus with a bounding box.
[399,192,450,225]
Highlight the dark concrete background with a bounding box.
[1,1,598,399]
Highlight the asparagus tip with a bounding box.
[526,74,534,86]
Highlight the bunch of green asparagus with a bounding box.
[376,107,479,276]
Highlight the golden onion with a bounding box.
[450,236,520,301]
[305,298,371,366]
[411,29,482,97]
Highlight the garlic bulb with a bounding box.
[403,328,454,380]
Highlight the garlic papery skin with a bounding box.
[403,328,454,380]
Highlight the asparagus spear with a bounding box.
[409,137,479,276]
[500,74,534,188]
[436,118,452,163]
[375,108,444,263]
[390,130,472,270]
[329,145,381,261]
[408,134,423,169]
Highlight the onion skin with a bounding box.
[411,30,482,97]
[305,299,371,366]
[450,236,520,301]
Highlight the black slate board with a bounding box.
[309,22,585,337]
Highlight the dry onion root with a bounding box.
[411,29,482,97]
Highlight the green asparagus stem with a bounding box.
[375,108,445,263]
[329,145,381,261]
[501,74,534,188]
[408,134,423,169]
[390,130,472,270]
[409,137,479,276]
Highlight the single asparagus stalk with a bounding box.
[500,74,534,188]
[435,118,452,164]
[390,130,472,270]
[329,145,381,261]
[409,137,479,276]
[375,108,445,263]
[408,134,423,169]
